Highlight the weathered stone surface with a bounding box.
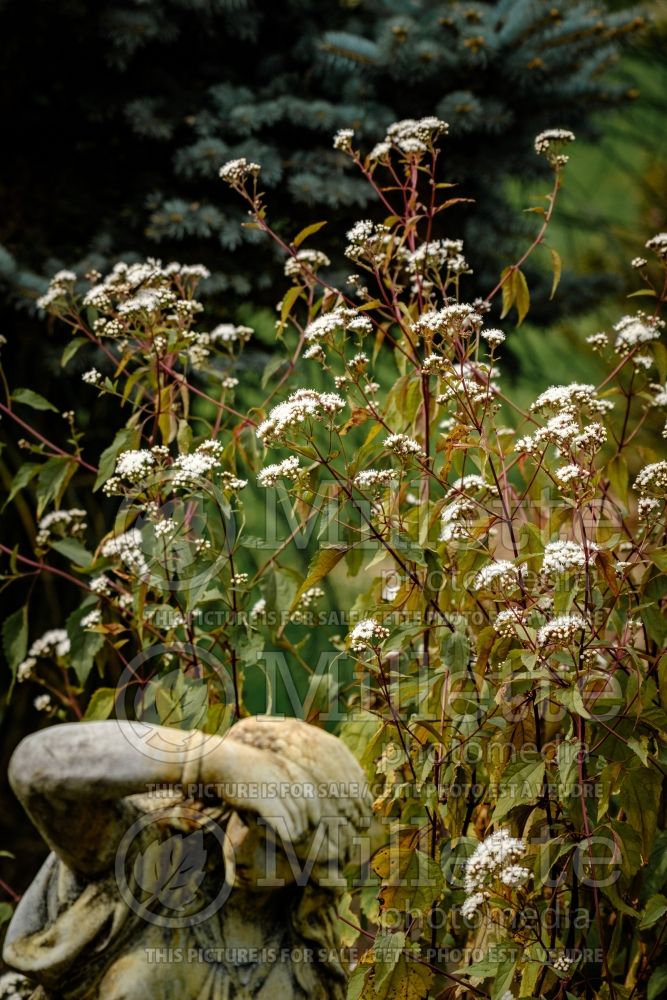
[3,717,371,998]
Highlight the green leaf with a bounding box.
[2,462,40,508]
[2,605,28,676]
[499,266,514,320]
[640,894,667,929]
[549,247,562,300]
[557,739,582,800]
[12,387,59,412]
[94,426,136,492]
[61,336,87,367]
[289,546,347,611]
[66,602,105,685]
[649,966,667,1000]
[280,284,302,322]
[0,902,13,927]
[364,954,432,1000]
[50,538,93,566]
[493,752,545,822]
[36,457,76,517]
[620,767,661,856]
[292,220,327,248]
[83,687,117,720]
[514,267,530,325]
[627,288,657,298]
[373,931,406,993]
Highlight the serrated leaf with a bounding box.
[289,546,347,610]
[292,220,327,248]
[373,848,444,916]
[640,894,667,929]
[12,388,58,412]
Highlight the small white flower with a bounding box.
[82,368,102,386]
[646,232,667,260]
[34,694,52,713]
[257,455,301,488]
[537,614,588,647]
[333,128,354,152]
[349,618,390,651]
[81,609,102,629]
[219,158,261,184]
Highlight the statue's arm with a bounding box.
[8,721,215,876]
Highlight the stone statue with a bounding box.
[2,717,372,999]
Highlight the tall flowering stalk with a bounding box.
[2,119,667,1000]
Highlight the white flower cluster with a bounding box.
[219,158,261,184]
[385,433,424,459]
[81,609,102,629]
[90,574,113,596]
[530,383,612,417]
[36,269,77,311]
[171,441,224,488]
[257,389,345,442]
[291,586,326,622]
[399,239,467,277]
[555,464,590,485]
[284,249,331,279]
[516,409,606,457]
[542,540,595,577]
[114,449,157,483]
[586,332,608,352]
[473,560,522,592]
[82,368,102,386]
[613,313,662,354]
[333,128,354,152]
[646,232,667,260]
[349,618,390,651]
[481,328,505,347]
[304,306,372,343]
[34,694,52,713]
[36,508,87,548]
[414,303,482,339]
[537,614,588,647]
[494,608,527,638]
[101,528,149,579]
[353,469,399,490]
[634,460,667,496]
[649,382,667,407]
[462,829,530,919]
[440,497,477,542]
[384,117,448,155]
[534,128,575,166]
[17,628,71,682]
[209,323,253,345]
[446,474,497,498]
[345,220,391,264]
[552,953,575,973]
[257,455,301,487]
